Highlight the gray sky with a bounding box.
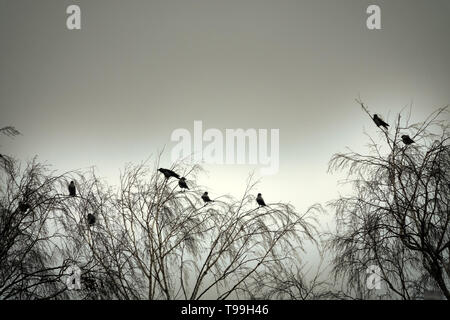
[1,0,449,236]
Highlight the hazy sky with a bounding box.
[1,0,449,237]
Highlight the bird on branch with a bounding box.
[68,181,76,197]
[256,193,267,208]
[373,114,389,130]
[87,213,96,225]
[178,177,189,191]
[201,192,214,204]
[158,168,180,180]
[18,201,31,213]
[401,135,415,145]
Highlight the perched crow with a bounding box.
[18,201,31,213]
[256,193,267,207]
[158,168,180,180]
[373,114,389,130]
[68,181,76,197]
[178,177,189,191]
[401,135,415,145]
[201,192,214,204]
[87,213,96,225]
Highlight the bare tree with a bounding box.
[327,101,450,300]
[2,148,320,299]
[55,159,320,300]
[0,127,323,300]
[0,127,100,299]
[243,250,348,300]
[0,155,77,299]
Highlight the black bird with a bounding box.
[158,168,180,180]
[87,213,96,225]
[18,201,31,213]
[201,192,214,204]
[178,177,189,191]
[373,114,389,130]
[256,193,267,207]
[68,181,76,197]
[401,135,415,145]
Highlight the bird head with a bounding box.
[70,181,74,184]
[373,114,378,118]
[180,177,186,180]
[204,192,208,195]
[401,135,408,139]
[257,193,262,196]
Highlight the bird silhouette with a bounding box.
[256,193,267,207]
[373,114,389,130]
[401,135,415,145]
[158,168,180,180]
[18,201,31,213]
[201,192,214,204]
[87,213,96,225]
[178,177,189,191]
[68,181,76,197]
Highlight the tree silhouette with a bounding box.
[0,136,320,300]
[0,156,77,299]
[57,162,320,299]
[327,101,449,299]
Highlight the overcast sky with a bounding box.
[1,0,449,247]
